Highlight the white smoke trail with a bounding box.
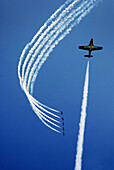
[74,61,90,170]
[24,89,61,133]
[30,1,96,93]
[21,0,93,127]
[18,0,100,133]
[27,0,97,93]
[29,94,59,113]
[23,0,81,90]
[21,0,80,84]
[18,0,73,85]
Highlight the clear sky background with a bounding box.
[1,0,114,170]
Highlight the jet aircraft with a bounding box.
[63,132,65,136]
[61,111,63,115]
[62,122,64,126]
[78,38,103,58]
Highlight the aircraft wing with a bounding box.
[78,46,90,50]
[92,46,103,51]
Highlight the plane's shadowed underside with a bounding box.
[78,38,103,58]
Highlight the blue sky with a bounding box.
[1,0,114,170]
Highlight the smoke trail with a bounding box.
[24,0,81,91]
[27,0,98,93]
[21,0,79,85]
[24,88,61,133]
[18,0,100,133]
[18,0,73,87]
[74,61,89,170]
[29,1,96,93]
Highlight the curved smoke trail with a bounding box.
[74,61,89,170]
[18,0,100,133]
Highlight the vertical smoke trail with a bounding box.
[74,61,89,170]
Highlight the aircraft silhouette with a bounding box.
[62,122,64,126]
[61,111,63,115]
[63,132,65,136]
[78,38,103,58]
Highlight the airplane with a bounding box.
[78,38,103,58]
[62,122,64,126]
[62,117,64,121]
[61,111,63,115]
[63,132,65,136]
